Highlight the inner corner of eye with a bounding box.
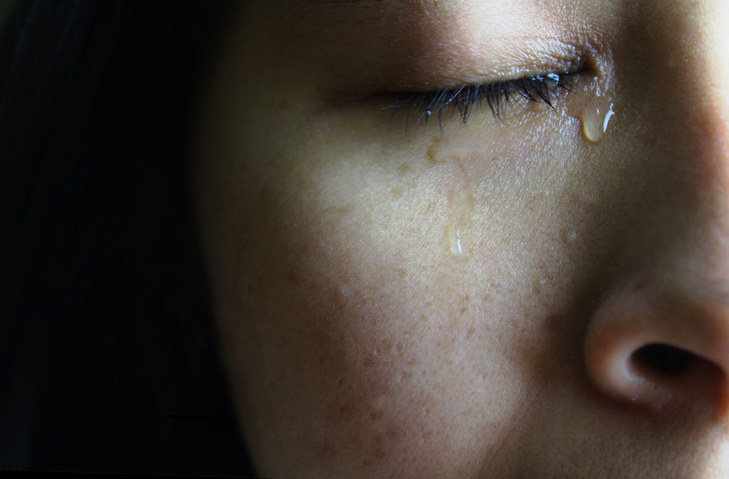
[568,51,603,78]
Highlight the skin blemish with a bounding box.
[563,229,578,245]
[368,409,385,422]
[427,136,443,164]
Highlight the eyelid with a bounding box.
[383,71,581,128]
[392,46,590,89]
[328,46,595,106]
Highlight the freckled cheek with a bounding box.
[229,207,484,473]
[232,281,415,466]
[274,291,474,473]
[221,118,579,473]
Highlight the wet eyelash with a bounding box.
[385,72,577,128]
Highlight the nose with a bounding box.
[584,277,729,414]
[582,1,729,416]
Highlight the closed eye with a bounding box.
[384,72,579,128]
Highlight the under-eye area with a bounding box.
[383,71,580,129]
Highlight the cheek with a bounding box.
[195,34,629,471]
[214,168,495,476]
[206,118,588,477]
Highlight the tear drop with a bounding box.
[448,227,465,256]
[445,187,475,257]
[581,99,615,143]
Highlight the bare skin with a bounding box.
[193,1,729,477]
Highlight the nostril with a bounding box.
[622,342,728,413]
[584,287,729,414]
[631,343,696,376]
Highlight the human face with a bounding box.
[192,0,729,477]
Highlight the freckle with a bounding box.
[420,315,429,322]
[336,376,346,388]
[287,270,303,284]
[427,148,437,163]
[579,187,598,203]
[459,306,467,315]
[466,327,475,339]
[368,409,384,421]
[391,186,403,200]
[563,230,577,245]
[397,163,411,176]
[382,340,393,353]
[395,342,403,353]
[370,447,386,461]
[384,426,399,441]
[427,137,442,164]
[546,314,560,331]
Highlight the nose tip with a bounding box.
[584,277,729,415]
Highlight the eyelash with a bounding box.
[385,72,578,127]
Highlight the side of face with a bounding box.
[193,1,729,477]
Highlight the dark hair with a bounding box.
[0,1,255,475]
